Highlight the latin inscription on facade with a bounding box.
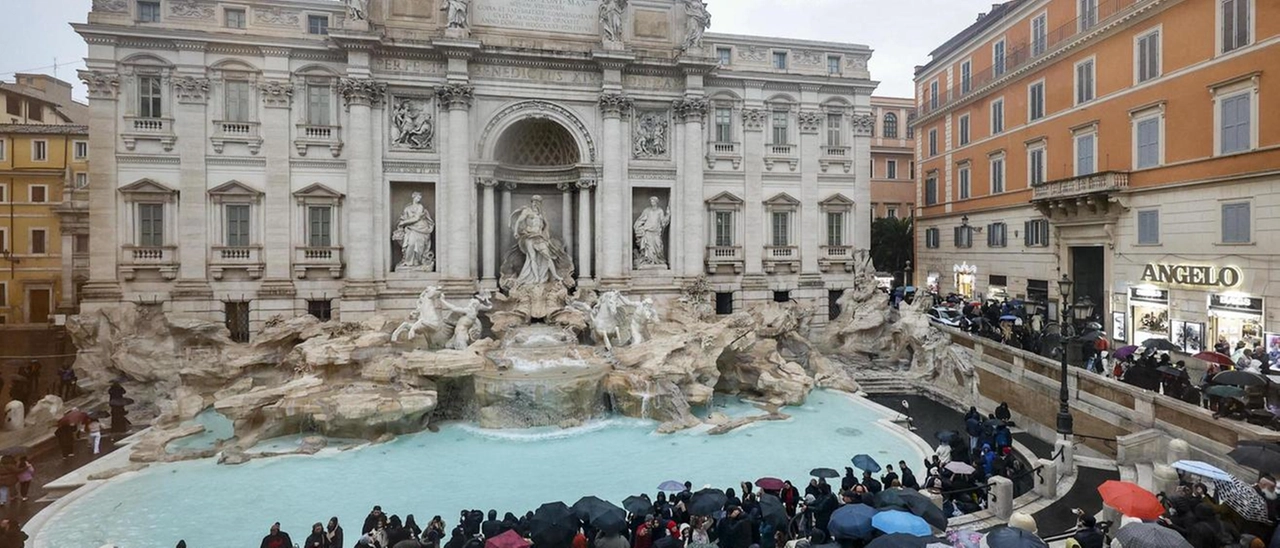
[473,0,597,35]
[472,65,602,85]
[373,58,445,76]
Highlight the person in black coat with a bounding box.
[443,525,467,548]
[898,461,920,490]
[859,472,882,494]
[840,468,858,491]
[259,522,293,548]
[387,515,412,546]
[303,522,328,548]
[1071,516,1105,548]
[481,510,503,539]
[364,506,387,535]
[326,517,344,548]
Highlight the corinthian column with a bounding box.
[338,78,385,304]
[437,83,475,281]
[675,97,709,278]
[478,177,498,282]
[598,93,632,282]
[577,178,596,280]
[77,70,124,306]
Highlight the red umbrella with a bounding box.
[1098,480,1165,520]
[1194,351,1235,366]
[486,530,531,548]
[755,477,785,491]
[58,409,91,427]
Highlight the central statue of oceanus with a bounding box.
[499,195,575,291]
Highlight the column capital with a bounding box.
[599,92,633,118]
[476,177,499,188]
[576,178,598,190]
[436,83,475,110]
[339,78,387,109]
[556,181,577,192]
[500,181,518,191]
[78,70,120,100]
[798,110,823,134]
[673,97,709,123]
[259,80,294,108]
[852,113,874,136]
[742,108,767,131]
[172,76,210,104]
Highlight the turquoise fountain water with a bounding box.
[35,391,924,548]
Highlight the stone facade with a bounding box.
[74,0,874,335]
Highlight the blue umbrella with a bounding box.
[828,503,877,540]
[999,314,1020,321]
[657,480,685,492]
[852,454,882,473]
[871,510,932,536]
[1171,460,1233,482]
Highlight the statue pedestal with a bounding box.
[445,27,470,40]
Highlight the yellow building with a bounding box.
[0,75,89,325]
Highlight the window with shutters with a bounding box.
[1221,202,1251,244]
[989,155,1005,194]
[930,80,939,110]
[74,141,88,160]
[30,229,47,254]
[961,60,972,94]
[1221,0,1252,54]
[1079,0,1098,30]
[226,8,246,29]
[906,113,916,139]
[1218,91,1253,155]
[1024,219,1050,247]
[308,206,332,247]
[308,15,329,35]
[137,0,160,22]
[1074,131,1096,176]
[29,185,47,203]
[990,98,1004,134]
[1075,58,1096,105]
[716,48,732,66]
[771,111,789,145]
[925,228,940,249]
[826,212,844,247]
[714,211,733,247]
[138,75,163,118]
[1029,81,1045,121]
[224,80,252,122]
[886,207,898,219]
[307,85,331,126]
[886,160,897,180]
[827,114,842,147]
[715,108,733,143]
[1137,209,1160,245]
[138,203,165,247]
[1028,144,1046,186]
[1134,115,1161,169]
[771,211,790,246]
[987,223,1007,248]
[993,40,1006,77]
[31,141,47,162]
[925,174,938,205]
[958,114,970,146]
[1136,28,1161,83]
[225,204,251,247]
[958,164,971,200]
[883,113,898,139]
[827,56,841,75]
[928,129,937,157]
[1031,13,1048,56]
[773,51,788,70]
[954,226,973,248]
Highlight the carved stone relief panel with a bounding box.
[632,110,670,159]
[389,96,435,151]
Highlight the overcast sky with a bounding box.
[0,0,996,101]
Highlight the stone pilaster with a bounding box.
[339,77,386,313]
[259,77,296,297]
[742,108,767,282]
[436,83,475,283]
[598,92,632,283]
[674,97,708,280]
[798,109,822,276]
[77,70,123,305]
[852,112,874,250]
[171,68,216,313]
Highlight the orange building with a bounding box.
[869,96,916,220]
[912,0,1278,351]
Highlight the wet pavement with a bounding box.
[5,427,134,529]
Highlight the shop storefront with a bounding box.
[1208,293,1265,349]
[1128,286,1170,346]
[988,275,1009,301]
[926,272,940,295]
[953,263,976,298]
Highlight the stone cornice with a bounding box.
[173,40,207,52]
[259,46,292,58]
[435,83,474,110]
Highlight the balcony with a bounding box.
[763,245,800,274]
[706,141,741,169]
[121,116,176,152]
[820,145,852,174]
[764,143,798,172]
[210,246,264,280]
[211,120,263,154]
[295,124,344,157]
[294,246,344,279]
[120,245,178,280]
[819,245,855,273]
[1032,171,1129,221]
[704,245,743,275]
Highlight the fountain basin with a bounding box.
[473,363,610,429]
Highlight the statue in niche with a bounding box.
[500,195,575,290]
[599,0,626,44]
[633,111,668,158]
[392,99,434,150]
[681,0,711,51]
[392,286,447,343]
[393,191,435,271]
[633,196,671,268]
[437,290,493,350]
[442,0,468,29]
[343,0,369,21]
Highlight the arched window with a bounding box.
[883,112,899,139]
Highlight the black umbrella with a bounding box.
[688,488,728,516]
[1156,366,1189,378]
[1212,370,1269,387]
[934,430,961,443]
[865,533,947,548]
[529,502,578,548]
[872,489,909,511]
[983,526,1049,548]
[1141,338,1180,352]
[590,507,628,536]
[621,495,653,517]
[810,467,840,478]
[573,496,622,522]
[896,489,949,531]
[1229,444,1280,473]
[758,494,788,529]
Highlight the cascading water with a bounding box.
[474,325,612,428]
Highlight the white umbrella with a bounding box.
[945,461,976,475]
[1171,460,1232,481]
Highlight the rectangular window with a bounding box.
[1075,132,1096,175]
[225,204,251,247]
[928,129,938,156]
[138,203,165,247]
[1222,0,1251,53]
[714,211,734,247]
[827,56,841,75]
[0,184,5,202]
[138,75,162,118]
[715,292,734,315]
[1137,209,1160,244]
[886,160,897,180]
[958,114,970,145]
[308,14,329,35]
[925,175,938,205]
[1029,81,1045,121]
[925,228,940,249]
[1220,92,1252,154]
[715,108,732,143]
[1137,30,1161,83]
[1029,146,1046,186]
[826,114,841,146]
[307,300,333,322]
[0,228,6,255]
[226,301,250,343]
[990,156,1005,193]
[930,80,939,110]
[226,8,246,29]
[771,111,788,145]
[1135,117,1160,168]
[961,60,972,94]
[909,161,915,180]
[826,212,844,247]
[224,80,252,122]
[772,51,788,70]
[75,173,88,189]
[308,206,332,247]
[30,229,47,254]
[28,104,42,123]
[1221,202,1250,243]
[1032,13,1048,56]
[993,40,1006,77]
[30,185,46,203]
[1025,219,1050,247]
[991,99,1004,134]
[73,141,88,160]
[0,138,5,161]
[886,207,898,219]
[1080,0,1098,30]
[958,165,971,199]
[1075,59,1095,104]
[74,234,89,253]
[954,226,972,248]
[307,85,331,126]
[987,223,1007,247]
[716,47,732,66]
[4,99,19,117]
[137,0,160,22]
[32,140,47,162]
[773,291,791,303]
[770,211,790,247]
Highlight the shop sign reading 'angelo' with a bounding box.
[1141,263,1242,288]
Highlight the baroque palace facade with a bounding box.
[75,0,875,337]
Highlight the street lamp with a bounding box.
[1056,274,1075,437]
[904,260,913,288]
